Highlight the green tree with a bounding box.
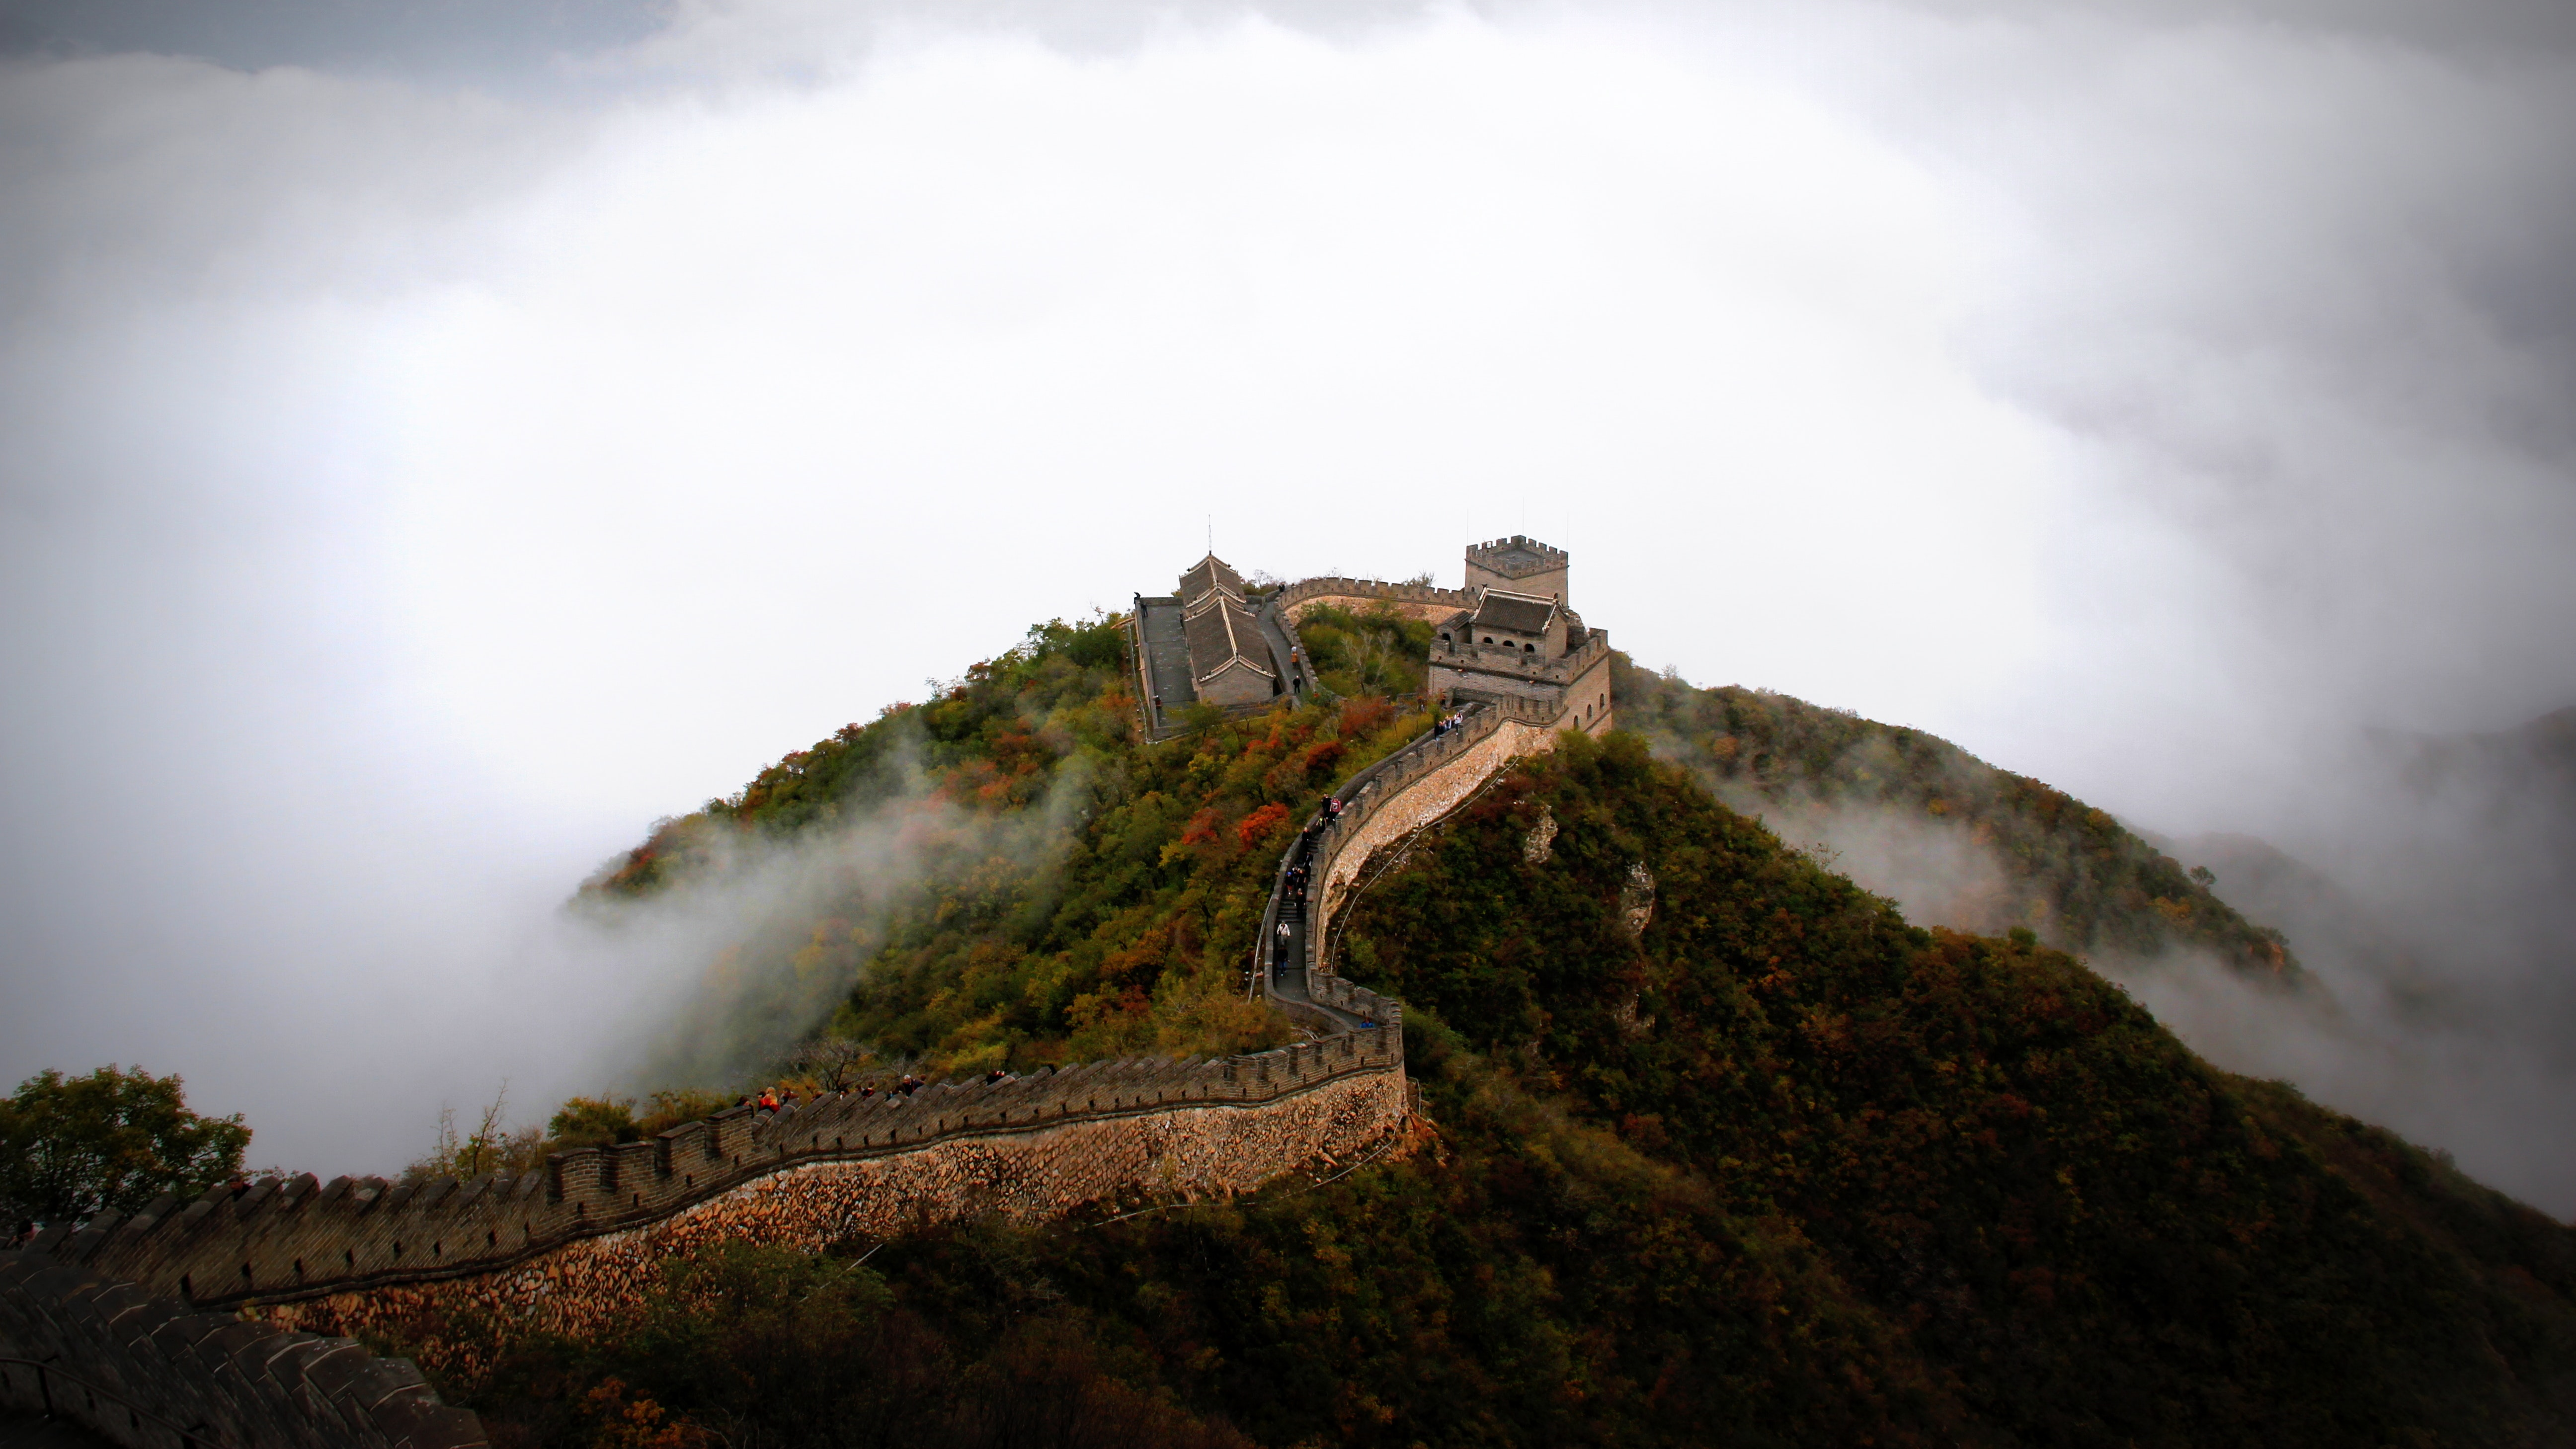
[548,1095,642,1151]
[0,1065,250,1228]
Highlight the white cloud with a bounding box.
[2,1,2570,1176]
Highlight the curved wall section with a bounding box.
[1273,576,1476,625]
[251,1067,1407,1382]
[0,1255,484,1448]
[42,1044,1399,1320]
[1312,715,1561,931]
[1302,697,1565,970]
[1256,694,1576,1030]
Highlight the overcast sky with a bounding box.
[3,0,2571,1182]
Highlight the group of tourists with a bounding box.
[1428,711,1467,739]
[1271,818,1328,971]
[743,1073,937,1116]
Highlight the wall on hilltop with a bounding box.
[1312,710,1564,939]
[1257,693,1575,1020]
[37,1041,1400,1327]
[1275,576,1476,625]
[251,1067,1408,1381]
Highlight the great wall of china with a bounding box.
[2,545,1609,1447]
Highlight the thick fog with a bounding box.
[2,1,2570,1192]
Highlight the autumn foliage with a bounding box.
[422,628,2576,1449]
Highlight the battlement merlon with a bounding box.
[48,1037,1404,1315]
[1465,534,1571,610]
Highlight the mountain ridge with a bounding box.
[240,608,2576,1446]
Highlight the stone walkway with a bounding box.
[1135,595,1196,739]
[1256,597,1312,710]
[1265,815,1372,1032]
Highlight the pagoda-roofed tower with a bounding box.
[1170,552,1278,710]
[1130,552,1289,740]
[1177,553,1247,606]
[1465,535,1569,610]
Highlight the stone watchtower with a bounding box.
[1464,535,1569,610]
[1429,535,1613,736]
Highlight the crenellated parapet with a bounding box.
[245,1065,1414,1382]
[15,1038,1401,1320]
[1429,623,1614,727]
[0,1253,485,1447]
[1272,576,1477,625]
[1432,627,1613,686]
[1307,700,1566,964]
[1257,690,1578,1031]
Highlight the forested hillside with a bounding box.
[1613,659,2296,975]
[583,614,1441,1088]
[591,614,2285,1099]
[396,613,2576,1448]
[1332,731,2576,1445]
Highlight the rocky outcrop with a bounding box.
[1619,861,1656,940]
[1523,805,1558,865]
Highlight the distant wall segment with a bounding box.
[1274,576,1476,626]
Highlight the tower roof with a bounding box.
[1182,587,1275,686]
[1472,589,1559,636]
[1176,554,1246,606]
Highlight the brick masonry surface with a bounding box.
[38,1037,1398,1313]
[247,1071,1408,1381]
[1314,717,1562,935]
[1274,576,1477,625]
[0,1255,485,1449]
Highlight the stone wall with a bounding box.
[0,1255,484,1448]
[1310,710,1563,938]
[247,1068,1407,1381]
[1562,647,1614,736]
[32,1040,1396,1326]
[6,1047,1407,1431]
[1426,659,1566,705]
[1274,576,1476,626]
[1253,693,1573,1012]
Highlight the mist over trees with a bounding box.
[405,667,2576,1447]
[14,614,2572,1445]
[1613,659,2293,972]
